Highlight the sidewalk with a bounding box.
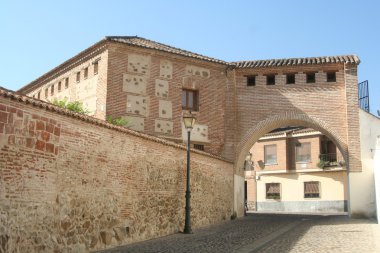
[95,214,380,253]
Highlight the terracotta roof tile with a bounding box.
[106,36,228,65]
[233,55,360,68]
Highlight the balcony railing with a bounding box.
[318,153,345,168]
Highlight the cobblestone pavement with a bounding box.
[96,214,380,253]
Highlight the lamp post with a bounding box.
[182,111,196,234]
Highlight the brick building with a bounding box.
[245,127,347,213]
[18,36,362,217]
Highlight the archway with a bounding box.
[233,112,350,217]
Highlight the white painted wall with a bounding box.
[374,133,380,222]
[349,110,380,218]
[256,171,347,202]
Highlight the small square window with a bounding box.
[94,61,99,75]
[246,76,256,86]
[51,85,54,96]
[304,181,320,198]
[326,72,336,82]
[194,144,204,151]
[266,183,281,199]
[58,81,61,92]
[84,67,88,79]
[266,75,275,85]
[76,72,80,82]
[306,73,316,83]
[65,77,69,89]
[286,74,295,84]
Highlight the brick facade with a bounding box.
[16,36,362,218]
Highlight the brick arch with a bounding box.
[235,112,348,172]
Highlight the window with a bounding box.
[45,88,48,98]
[65,77,69,89]
[58,81,61,92]
[266,75,275,85]
[304,181,320,198]
[326,72,336,82]
[76,72,80,82]
[84,67,88,79]
[246,76,256,86]
[37,91,41,99]
[264,144,277,165]
[306,73,316,83]
[296,142,311,163]
[266,183,281,199]
[194,144,204,151]
[51,85,54,96]
[182,89,199,111]
[286,74,295,84]
[94,61,99,75]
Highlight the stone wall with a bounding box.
[0,92,234,252]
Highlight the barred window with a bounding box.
[296,142,311,163]
[264,144,277,165]
[304,181,320,198]
[193,144,204,151]
[266,183,280,199]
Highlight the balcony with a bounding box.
[318,153,345,168]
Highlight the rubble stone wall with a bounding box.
[0,95,233,253]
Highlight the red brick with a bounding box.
[7,113,13,123]
[35,140,45,151]
[28,121,35,131]
[46,123,54,133]
[7,107,16,113]
[32,114,40,120]
[45,143,54,153]
[41,131,50,141]
[8,135,15,145]
[0,104,6,111]
[17,110,23,118]
[5,125,14,134]
[54,127,60,136]
[26,138,34,148]
[49,119,57,125]
[36,121,45,131]
[0,111,8,123]
[0,123,4,133]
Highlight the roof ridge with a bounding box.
[106,36,228,65]
[233,54,360,68]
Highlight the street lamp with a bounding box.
[183,111,196,234]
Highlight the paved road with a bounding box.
[96,214,380,253]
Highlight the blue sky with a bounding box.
[1,0,379,113]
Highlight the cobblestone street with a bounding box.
[96,214,380,253]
